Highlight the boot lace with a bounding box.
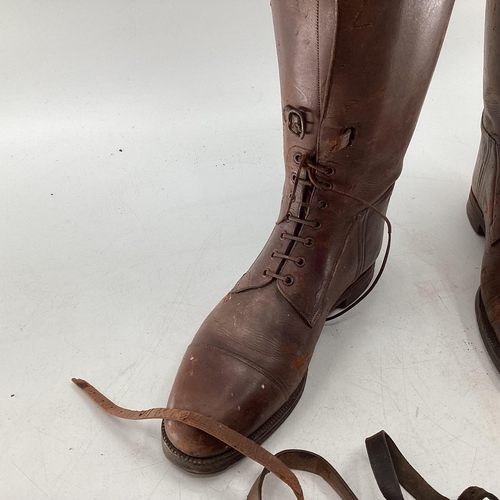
[266,154,392,321]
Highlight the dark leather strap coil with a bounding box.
[365,431,498,500]
[247,449,359,500]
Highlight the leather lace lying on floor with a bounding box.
[72,378,498,500]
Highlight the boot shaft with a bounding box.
[483,0,500,139]
[233,0,456,326]
[272,0,455,205]
[472,0,500,235]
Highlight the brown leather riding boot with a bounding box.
[163,0,455,473]
[467,0,500,372]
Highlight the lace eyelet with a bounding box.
[304,237,314,248]
[313,220,322,229]
[283,275,294,286]
[263,268,270,277]
[296,257,306,267]
[271,250,277,258]
[318,200,328,210]
[280,232,287,240]
[323,181,333,189]
[325,167,335,176]
[291,172,297,183]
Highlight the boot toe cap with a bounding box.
[163,343,288,464]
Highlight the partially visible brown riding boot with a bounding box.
[467,0,500,372]
[163,0,455,473]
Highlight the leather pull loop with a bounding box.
[247,449,359,500]
[365,431,499,500]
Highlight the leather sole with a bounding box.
[161,264,376,474]
[467,189,500,372]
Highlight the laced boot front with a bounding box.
[163,0,455,473]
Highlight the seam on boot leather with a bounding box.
[190,342,291,399]
[312,216,357,325]
[278,215,357,327]
[479,118,500,244]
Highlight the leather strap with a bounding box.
[72,378,498,500]
[365,431,498,500]
[365,431,447,500]
[72,378,304,500]
[247,449,359,500]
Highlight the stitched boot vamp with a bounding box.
[164,199,384,459]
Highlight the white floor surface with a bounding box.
[1,1,499,499]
